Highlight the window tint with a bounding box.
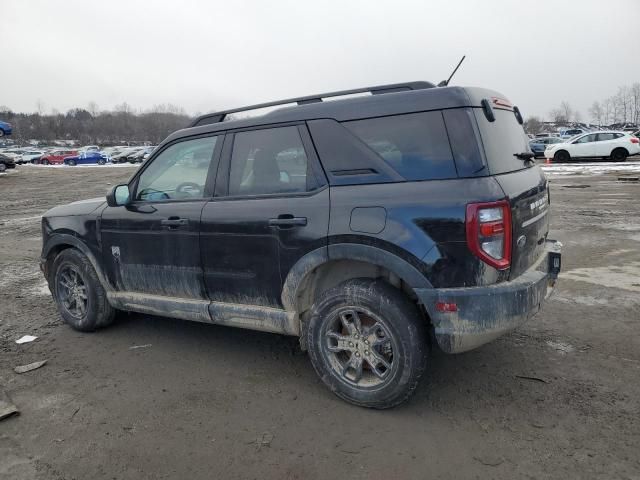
[229,126,309,196]
[343,111,456,181]
[136,136,217,201]
[575,134,596,144]
[597,133,615,141]
[442,108,486,177]
[473,108,530,175]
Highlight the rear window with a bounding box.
[473,108,530,175]
[343,111,457,181]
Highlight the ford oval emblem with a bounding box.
[517,235,527,249]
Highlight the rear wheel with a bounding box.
[307,278,427,409]
[43,159,49,165]
[554,150,570,163]
[52,249,115,331]
[68,159,77,166]
[97,159,106,165]
[611,148,628,162]
[0,163,6,173]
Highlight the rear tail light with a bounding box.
[466,200,512,270]
[630,137,639,144]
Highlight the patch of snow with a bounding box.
[541,160,640,176]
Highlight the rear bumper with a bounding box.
[416,240,562,354]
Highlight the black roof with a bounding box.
[166,82,504,143]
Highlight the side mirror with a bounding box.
[106,184,131,207]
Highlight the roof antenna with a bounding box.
[438,55,466,87]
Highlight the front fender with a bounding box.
[41,233,112,292]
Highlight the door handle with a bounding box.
[161,217,189,229]
[268,215,307,228]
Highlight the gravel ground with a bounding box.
[1,164,639,480]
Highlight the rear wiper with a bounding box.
[514,152,535,160]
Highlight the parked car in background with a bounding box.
[545,131,640,162]
[63,151,109,166]
[79,145,100,152]
[560,128,587,139]
[529,137,564,158]
[0,120,12,137]
[112,147,139,163]
[16,150,45,164]
[0,153,16,172]
[39,149,78,165]
[129,146,155,163]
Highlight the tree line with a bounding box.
[524,83,640,134]
[0,103,193,145]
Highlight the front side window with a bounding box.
[574,134,596,144]
[136,136,218,201]
[229,126,309,196]
[344,111,456,180]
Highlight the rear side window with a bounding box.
[473,108,530,175]
[343,112,457,181]
[229,126,310,196]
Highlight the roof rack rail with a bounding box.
[190,81,435,127]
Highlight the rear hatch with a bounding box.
[471,96,549,279]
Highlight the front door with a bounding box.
[101,134,222,299]
[571,133,597,158]
[200,124,329,308]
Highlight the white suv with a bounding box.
[545,131,640,163]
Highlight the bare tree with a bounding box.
[588,101,604,126]
[87,101,100,117]
[36,99,46,115]
[549,108,567,124]
[560,101,573,122]
[524,116,543,134]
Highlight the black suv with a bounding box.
[0,153,16,172]
[40,82,562,408]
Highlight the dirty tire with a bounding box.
[52,249,115,332]
[0,163,6,173]
[610,148,627,162]
[307,278,427,409]
[554,150,570,163]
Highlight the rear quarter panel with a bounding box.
[328,177,509,288]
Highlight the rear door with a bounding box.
[473,106,549,278]
[201,124,329,308]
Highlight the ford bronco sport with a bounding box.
[40,81,561,408]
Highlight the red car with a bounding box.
[39,150,78,165]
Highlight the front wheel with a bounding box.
[97,159,106,165]
[307,279,427,409]
[43,159,49,165]
[0,163,6,173]
[554,150,570,163]
[52,249,115,331]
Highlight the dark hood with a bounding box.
[43,197,106,217]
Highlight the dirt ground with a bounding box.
[1,165,639,480]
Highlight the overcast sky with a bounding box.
[2,0,639,121]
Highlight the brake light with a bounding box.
[466,200,512,270]
[631,137,639,144]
